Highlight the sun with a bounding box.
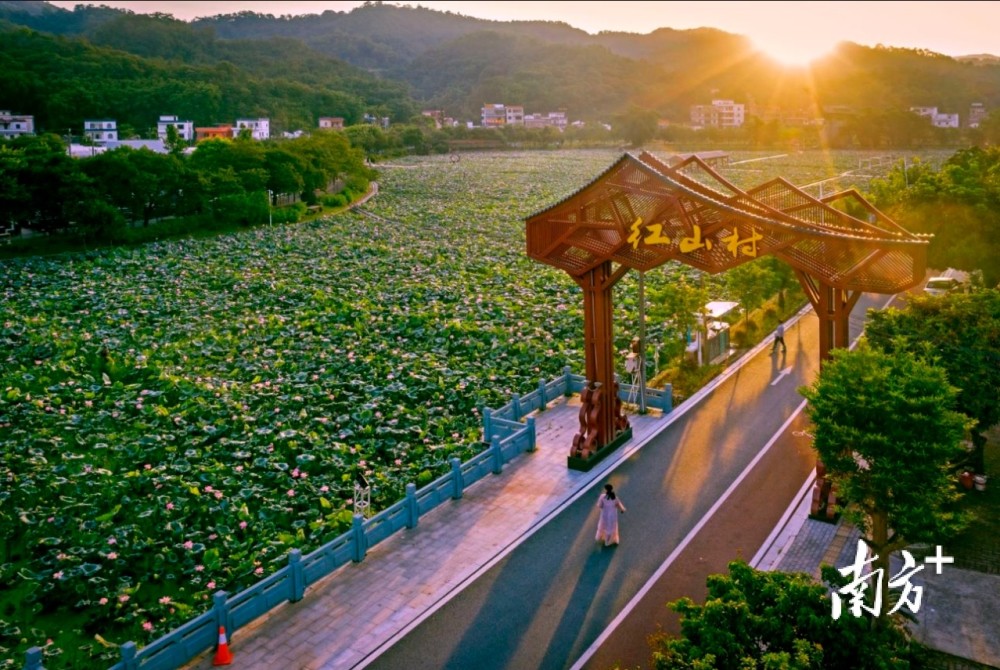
[752,36,837,67]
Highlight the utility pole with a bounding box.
[637,271,647,413]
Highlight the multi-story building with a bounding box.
[233,118,270,140]
[0,111,34,138]
[84,119,118,143]
[505,105,524,126]
[482,104,506,127]
[968,103,988,128]
[690,100,745,128]
[909,106,960,128]
[318,117,344,130]
[157,115,194,141]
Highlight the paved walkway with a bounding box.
[183,314,999,670]
[185,399,667,670]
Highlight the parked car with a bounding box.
[923,276,963,296]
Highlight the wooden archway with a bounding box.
[526,152,929,469]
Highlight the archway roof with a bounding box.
[526,152,929,293]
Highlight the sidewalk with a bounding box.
[184,398,668,670]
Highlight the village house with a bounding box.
[0,111,34,138]
[910,106,960,128]
[318,117,344,130]
[157,115,194,141]
[84,119,118,143]
[689,100,745,128]
[195,125,234,142]
[233,118,270,140]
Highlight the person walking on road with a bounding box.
[595,483,626,547]
[772,322,787,354]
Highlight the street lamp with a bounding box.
[267,190,273,226]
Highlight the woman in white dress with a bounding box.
[595,483,626,546]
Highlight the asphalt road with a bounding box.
[365,295,889,670]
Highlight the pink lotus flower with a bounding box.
[183,540,194,550]
[287,489,295,497]
[107,552,117,560]
[99,597,108,605]
[207,581,216,589]
[53,571,64,580]
[254,567,264,575]
[159,596,171,605]
[142,621,153,632]
[166,502,174,510]
[195,564,204,572]
[239,521,248,530]
[119,594,130,603]
[107,537,117,545]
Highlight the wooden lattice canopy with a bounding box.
[525,152,930,468]
[527,151,929,290]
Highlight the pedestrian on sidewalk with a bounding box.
[772,322,787,354]
[595,483,626,547]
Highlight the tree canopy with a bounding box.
[799,346,970,607]
[867,146,1000,287]
[864,289,1000,471]
[651,561,916,669]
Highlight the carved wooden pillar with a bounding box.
[795,270,861,517]
[571,261,629,460]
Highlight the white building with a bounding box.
[233,118,270,140]
[968,103,988,128]
[157,115,194,141]
[524,111,568,130]
[318,117,344,130]
[909,106,960,129]
[690,100,745,128]
[0,111,34,138]
[84,119,118,143]
[505,105,524,125]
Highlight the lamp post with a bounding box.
[267,190,273,226]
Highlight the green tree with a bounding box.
[865,289,1000,473]
[2,134,92,233]
[799,346,970,610]
[264,147,306,200]
[725,259,776,327]
[164,123,185,155]
[613,106,658,148]
[648,274,710,362]
[652,561,915,669]
[867,147,1000,287]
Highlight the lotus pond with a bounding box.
[0,148,949,668]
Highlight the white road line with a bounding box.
[571,291,899,670]
[569,399,810,670]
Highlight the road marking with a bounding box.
[571,292,899,670]
[569,399,810,670]
[770,366,793,386]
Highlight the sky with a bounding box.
[46,1,1000,66]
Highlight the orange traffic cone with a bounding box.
[213,625,233,666]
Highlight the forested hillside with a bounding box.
[3,0,1000,130]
